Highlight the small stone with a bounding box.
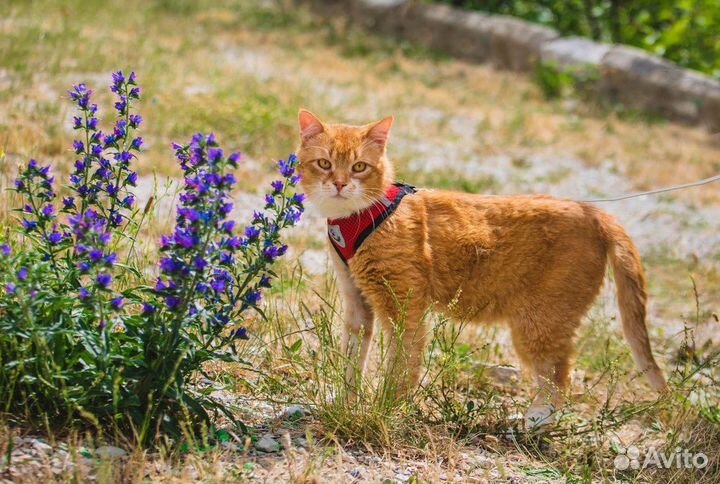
[255,435,280,453]
[484,365,520,384]
[31,439,52,454]
[281,405,311,420]
[524,405,556,429]
[395,472,411,482]
[293,437,309,449]
[95,445,127,459]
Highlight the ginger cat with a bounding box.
[296,110,666,420]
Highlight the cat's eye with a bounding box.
[352,162,368,173]
[316,159,331,169]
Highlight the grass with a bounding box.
[1,0,719,482]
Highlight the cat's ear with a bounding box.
[298,109,325,142]
[366,116,394,150]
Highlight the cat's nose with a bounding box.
[334,181,348,192]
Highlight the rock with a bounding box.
[404,4,558,71]
[349,0,410,35]
[31,439,52,454]
[255,435,281,453]
[523,405,556,429]
[483,364,520,384]
[540,36,610,72]
[95,445,127,459]
[293,437,310,449]
[601,45,720,127]
[281,405,311,420]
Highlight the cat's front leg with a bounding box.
[331,251,374,401]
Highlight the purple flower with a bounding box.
[225,237,242,250]
[270,180,284,194]
[221,221,235,234]
[285,208,302,224]
[1,244,11,256]
[62,197,76,210]
[89,249,103,262]
[193,256,208,271]
[41,204,55,217]
[291,193,306,204]
[263,246,279,260]
[264,194,275,207]
[115,151,132,163]
[73,140,84,154]
[278,158,295,177]
[111,71,125,92]
[98,320,107,329]
[114,99,127,114]
[131,137,143,150]
[160,256,181,273]
[121,195,135,208]
[211,279,226,293]
[5,283,16,294]
[106,184,119,197]
[48,231,63,245]
[208,148,223,163]
[245,290,262,305]
[96,273,112,288]
[110,297,124,310]
[129,114,142,127]
[228,152,241,166]
[22,219,37,232]
[126,172,138,186]
[165,296,181,310]
[231,327,249,340]
[17,267,28,281]
[142,302,156,315]
[79,288,91,300]
[73,116,83,129]
[259,274,272,288]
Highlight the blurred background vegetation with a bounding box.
[442,0,720,78]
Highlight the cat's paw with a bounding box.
[523,404,556,430]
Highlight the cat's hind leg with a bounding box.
[380,307,429,400]
[509,317,578,428]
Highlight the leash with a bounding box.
[579,173,720,203]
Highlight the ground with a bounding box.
[0,0,718,483]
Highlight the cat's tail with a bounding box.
[594,208,668,392]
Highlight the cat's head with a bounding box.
[296,110,395,219]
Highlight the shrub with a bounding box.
[0,71,304,446]
[442,0,720,78]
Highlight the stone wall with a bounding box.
[299,0,720,129]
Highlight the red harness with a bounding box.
[327,183,416,264]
